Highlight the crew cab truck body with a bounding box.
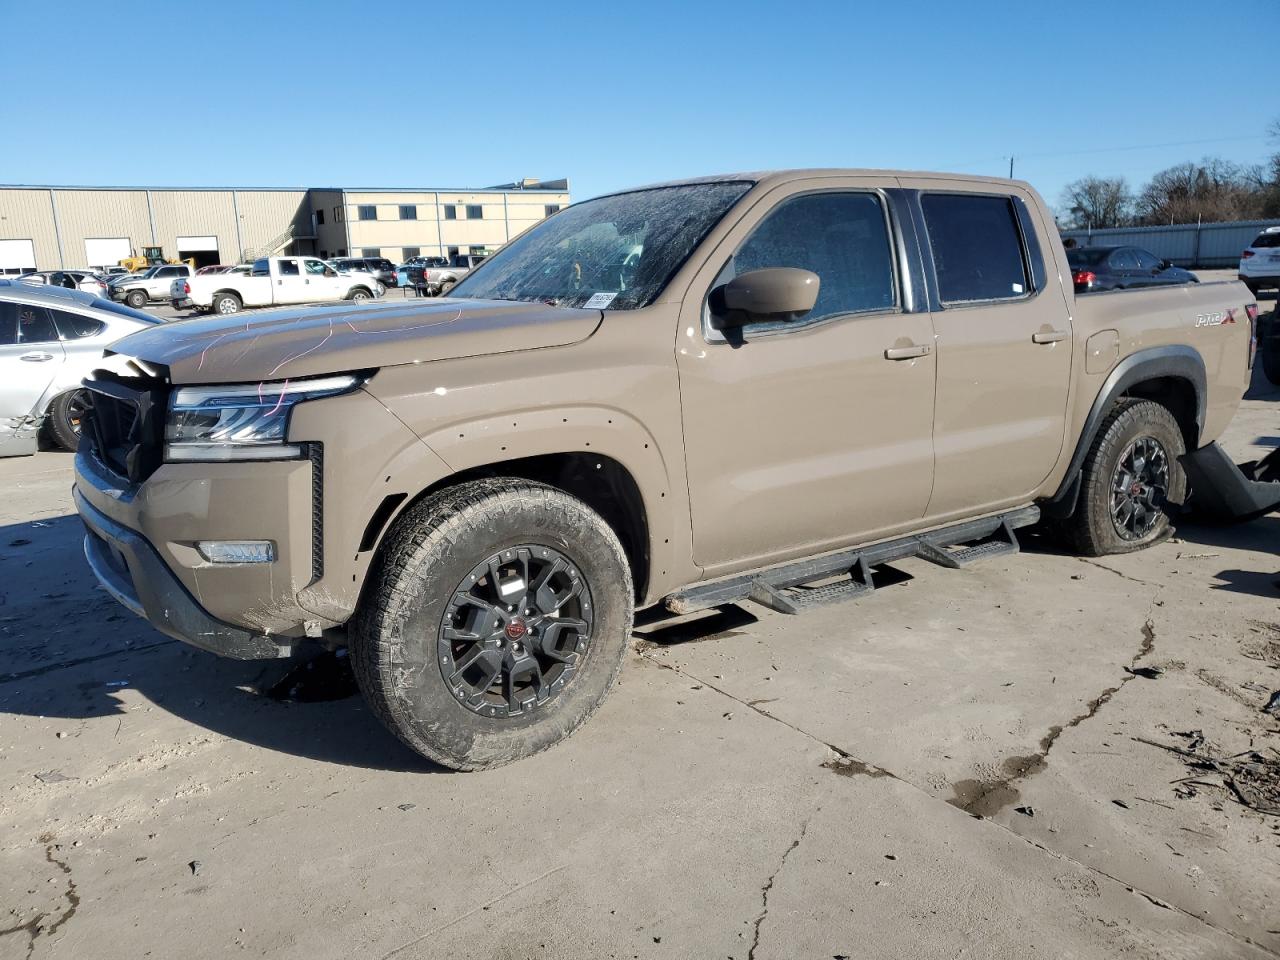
[74,169,1266,771]
[174,255,381,315]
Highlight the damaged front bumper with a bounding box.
[1181,442,1280,523]
[76,488,291,659]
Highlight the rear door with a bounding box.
[0,300,66,425]
[272,258,309,304]
[1107,248,1142,287]
[899,182,1073,519]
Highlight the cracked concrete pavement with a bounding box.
[0,356,1277,959]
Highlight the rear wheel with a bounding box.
[212,292,241,315]
[1064,399,1186,556]
[439,280,456,297]
[45,390,88,451]
[350,479,633,771]
[125,290,147,309]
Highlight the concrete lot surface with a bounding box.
[1,311,1278,958]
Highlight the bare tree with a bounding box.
[1059,176,1131,229]
[1134,158,1263,224]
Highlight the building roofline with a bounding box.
[0,183,570,195]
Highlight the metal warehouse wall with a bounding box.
[1060,219,1280,269]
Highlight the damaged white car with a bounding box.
[0,280,160,457]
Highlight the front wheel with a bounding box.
[45,390,88,451]
[350,479,633,771]
[1064,399,1186,556]
[125,290,147,309]
[348,287,371,301]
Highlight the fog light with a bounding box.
[196,541,276,564]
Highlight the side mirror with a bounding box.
[1159,259,1172,270]
[710,268,820,329]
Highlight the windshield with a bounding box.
[1066,248,1110,267]
[449,181,753,310]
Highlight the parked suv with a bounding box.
[331,257,397,286]
[1239,226,1280,294]
[73,170,1261,771]
[111,263,194,308]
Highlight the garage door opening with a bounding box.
[85,237,132,271]
[177,236,221,270]
[0,239,36,275]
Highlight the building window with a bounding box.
[399,205,417,221]
[469,245,487,255]
[447,246,459,258]
[361,247,381,258]
[402,246,421,260]
[465,204,483,220]
[334,206,344,222]
[544,204,561,217]
[316,208,325,225]
[320,250,328,259]
[443,205,458,220]
[337,248,347,257]
[358,205,377,221]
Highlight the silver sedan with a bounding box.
[0,280,160,457]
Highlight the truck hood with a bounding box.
[109,299,603,384]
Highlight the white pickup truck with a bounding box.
[172,256,383,315]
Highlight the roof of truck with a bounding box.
[604,169,1031,196]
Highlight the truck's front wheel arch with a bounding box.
[374,453,650,605]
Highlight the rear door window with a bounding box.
[1251,232,1280,249]
[15,304,59,343]
[277,259,301,276]
[921,194,1030,303]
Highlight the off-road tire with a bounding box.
[350,479,634,771]
[45,390,86,451]
[212,292,241,315]
[125,290,147,309]
[1064,398,1186,556]
[439,280,456,297]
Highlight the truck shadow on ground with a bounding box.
[0,514,438,773]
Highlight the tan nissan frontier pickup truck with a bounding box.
[73,170,1265,770]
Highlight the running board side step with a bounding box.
[665,506,1039,617]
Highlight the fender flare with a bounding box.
[1044,344,1206,517]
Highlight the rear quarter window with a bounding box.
[51,309,105,339]
[921,194,1030,303]
[1251,232,1280,249]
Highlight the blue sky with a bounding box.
[2,0,1274,218]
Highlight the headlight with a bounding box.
[165,374,362,462]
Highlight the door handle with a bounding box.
[1032,330,1068,344]
[884,343,931,360]
[20,352,54,362]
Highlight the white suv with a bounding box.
[1239,226,1280,294]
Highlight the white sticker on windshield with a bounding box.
[583,292,618,309]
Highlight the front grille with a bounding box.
[82,371,168,484]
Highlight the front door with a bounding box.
[302,258,344,299]
[677,179,937,573]
[0,301,66,454]
[899,183,1073,519]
